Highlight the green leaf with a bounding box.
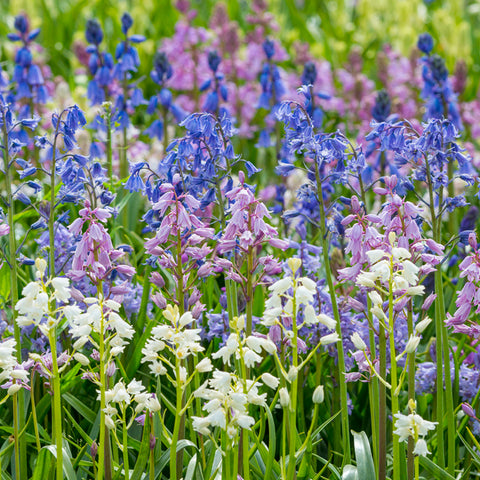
[341,465,358,480]
[31,447,54,480]
[131,422,151,480]
[352,431,375,480]
[419,455,456,479]
[63,393,96,424]
[258,406,275,479]
[185,454,197,480]
[32,445,76,480]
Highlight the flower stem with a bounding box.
[314,164,351,464]
[170,360,183,480]
[31,373,41,452]
[424,156,445,468]
[97,293,107,480]
[49,329,63,480]
[123,409,129,480]
[2,109,26,480]
[149,416,155,480]
[104,103,113,187]
[286,281,298,480]
[378,314,387,480]
[388,265,400,480]
[13,392,20,480]
[406,305,415,480]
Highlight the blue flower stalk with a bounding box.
[146,52,187,149]
[199,50,228,117]
[8,14,48,113]
[418,32,461,237]
[114,13,146,179]
[85,19,114,105]
[277,99,351,464]
[418,34,460,475]
[257,38,286,161]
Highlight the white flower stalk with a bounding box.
[141,304,203,384]
[212,315,276,368]
[0,338,29,398]
[0,338,17,384]
[393,410,437,457]
[262,263,337,343]
[191,369,263,441]
[15,262,74,336]
[102,379,149,430]
[15,258,76,480]
[356,245,423,298]
[68,297,134,358]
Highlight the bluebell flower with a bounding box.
[418,34,462,130]
[8,14,47,107]
[371,90,391,123]
[85,19,103,45]
[146,52,187,141]
[200,51,228,116]
[262,39,275,60]
[417,33,434,55]
[85,19,115,105]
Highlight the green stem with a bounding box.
[123,409,129,480]
[31,373,41,452]
[13,392,20,480]
[425,156,445,468]
[105,104,113,187]
[245,245,254,337]
[378,315,387,480]
[49,329,63,480]
[2,111,26,479]
[367,299,379,475]
[137,265,152,333]
[388,265,400,480]
[175,231,186,479]
[149,416,155,480]
[406,305,415,480]
[97,292,107,480]
[436,246,455,475]
[314,164,351,464]
[170,361,183,480]
[49,113,62,278]
[286,281,298,480]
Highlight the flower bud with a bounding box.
[91,441,98,458]
[8,384,22,396]
[312,385,324,404]
[351,332,367,351]
[287,257,302,274]
[405,335,421,354]
[35,258,47,276]
[279,387,290,408]
[286,366,298,383]
[461,403,476,418]
[415,317,432,334]
[73,353,90,366]
[320,332,340,345]
[196,358,213,373]
[261,373,279,389]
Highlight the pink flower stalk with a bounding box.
[0,220,9,237]
[68,201,134,282]
[144,180,214,314]
[446,232,480,337]
[339,176,443,288]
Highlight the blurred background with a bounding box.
[1,0,479,97]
